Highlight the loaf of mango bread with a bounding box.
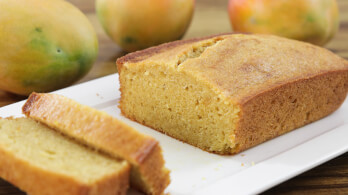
[116,33,348,154]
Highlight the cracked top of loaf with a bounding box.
[117,34,348,104]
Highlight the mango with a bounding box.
[0,0,98,95]
[96,0,194,52]
[228,0,339,46]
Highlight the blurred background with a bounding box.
[75,0,348,83]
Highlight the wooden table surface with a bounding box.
[0,0,347,194]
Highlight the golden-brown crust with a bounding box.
[0,145,130,195]
[22,92,40,114]
[130,138,158,164]
[178,34,348,104]
[22,93,170,195]
[116,33,236,70]
[233,70,348,153]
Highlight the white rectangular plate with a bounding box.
[0,74,347,195]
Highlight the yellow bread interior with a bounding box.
[0,117,128,184]
[119,37,241,153]
[120,62,240,153]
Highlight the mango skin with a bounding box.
[0,0,98,95]
[228,0,339,46]
[96,0,194,52]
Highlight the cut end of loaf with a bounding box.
[118,37,242,154]
[118,57,241,154]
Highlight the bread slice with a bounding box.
[22,93,170,195]
[116,33,348,154]
[0,117,130,195]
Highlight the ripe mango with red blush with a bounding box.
[228,0,339,46]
